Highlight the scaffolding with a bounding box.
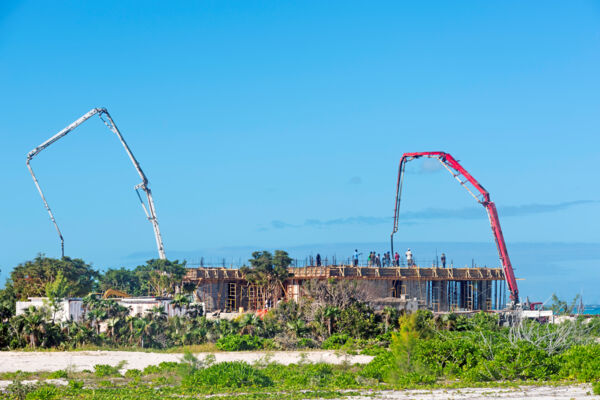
[185,265,508,313]
[227,282,237,312]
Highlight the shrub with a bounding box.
[67,380,83,390]
[182,361,272,388]
[143,361,180,375]
[24,384,60,400]
[469,312,499,331]
[216,334,263,351]
[47,370,68,379]
[393,371,437,386]
[559,344,600,381]
[592,381,600,395]
[94,364,122,377]
[124,369,142,378]
[359,351,394,381]
[262,362,357,389]
[336,303,380,339]
[262,338,281,350]
[321,333,350,350]
[414,333,482,377]
[464,341,557,382]
[5,380,38,400]
[297,338,317,349]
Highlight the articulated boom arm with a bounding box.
[26,108,166,260]
[390,151,519,304]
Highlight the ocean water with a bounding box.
[584,306,600,315]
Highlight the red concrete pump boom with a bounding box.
[390,151,519,306]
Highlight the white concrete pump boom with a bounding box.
[26,108,166,260]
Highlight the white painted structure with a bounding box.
[16,297,193,323]
[521,309,554,322]
[118,297,187,318]
[16,297,84,322]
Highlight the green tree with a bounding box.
[323,306,340,336]
[171,294,191,312]
[45,270,72,323]
[241,250,292,307]
[19,306,49,348]
[389,313,422,379]
[100,268,140,295]
[8,255,98,300]
[134,259,187,296]
[0,286,16,320]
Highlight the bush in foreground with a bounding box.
[182,361,272,389]
[215,334,263,351]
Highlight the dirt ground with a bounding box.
[0,381,596,399]
[345,386,598,399]
[0,350,372,372]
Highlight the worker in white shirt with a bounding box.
[406,248,413,267]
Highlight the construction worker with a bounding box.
[394,252,400,266]
[316,253,321,267]
[406,248,413,267]
[441,253,446,268]
[353,249,360,266]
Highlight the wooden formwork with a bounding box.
[289,266,505,281]
[185,265,506,312]
[184,265,505,283]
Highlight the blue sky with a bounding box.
[0,1,599,302]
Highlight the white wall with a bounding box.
[16,298,84,322]
[16,297,191,323]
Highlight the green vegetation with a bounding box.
[216,334,264,351]
[240,250,292,306]
[8,255,98,300]
[2,346,600,399]
[1,254,599,398]
[2,255,187,305]
[94,361,126,377]
[2,312,600,398]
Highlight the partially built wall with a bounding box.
[184,265,508,313]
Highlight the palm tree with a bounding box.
[286,319,308,338]
[133,318,151,348]
[20,306,47,348]
[171,294,191,314]
[147,305,167,322]
[124,315,137,345]
[323,306,340,336]
[86,308,106,334]
[186,303,203,318]
[239,313,261,336]
[105,317,121,340]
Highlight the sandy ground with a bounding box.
[0,378,68,390]
[0,381,596,399]
[0,350,372,373]
[345,386,599,399]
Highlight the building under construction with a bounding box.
[184,264,509,313]
[26,115,523,313]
